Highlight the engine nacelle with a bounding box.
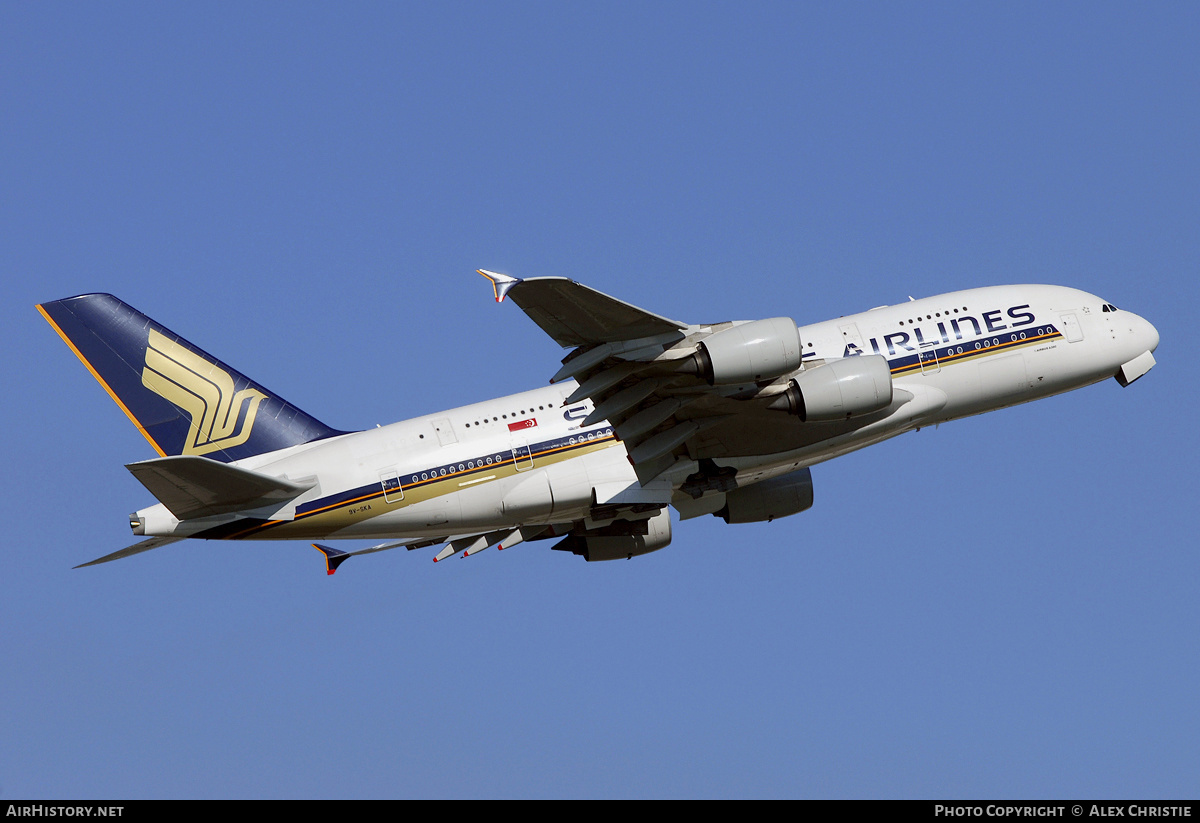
[554,509,672,562]
[686,317,801,385]
[770,355,893,422]
[715,468,814,524]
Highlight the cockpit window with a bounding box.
[1101,303,1119,312]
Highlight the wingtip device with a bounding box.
[477,269,522,303]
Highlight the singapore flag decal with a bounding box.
[508,418,537,432]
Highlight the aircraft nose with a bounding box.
[1137,314,1160,353]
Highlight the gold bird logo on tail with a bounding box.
[141,329,267,455]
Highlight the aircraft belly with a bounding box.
[900,326,1121,421]
[209,437,622,541]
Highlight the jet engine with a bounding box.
[684,318,802,385]
[715,468,814,524]
[769,355,893,422]
[552,509,672,562]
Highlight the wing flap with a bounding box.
[126,455,315,520]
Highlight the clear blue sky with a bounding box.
[3,2,1197,799]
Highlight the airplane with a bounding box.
[37,272,1159,573]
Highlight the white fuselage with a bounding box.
[137,284,1158,542]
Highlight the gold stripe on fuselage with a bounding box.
[889,330,1060,377]
[225,434,620,540]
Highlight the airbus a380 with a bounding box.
[38,272,1159,572]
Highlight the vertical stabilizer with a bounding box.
[37,293,346,462]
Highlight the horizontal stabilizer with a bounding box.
[127,455,315,520]
[478,271,686,348]
[75,536,184,569]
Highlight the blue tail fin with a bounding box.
[38,293,346,462]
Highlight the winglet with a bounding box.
[478,269,522,303]
[312,543,350,575]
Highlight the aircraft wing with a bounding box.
[479,270,896,486]
[479,270,687,348]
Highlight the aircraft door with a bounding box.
[432,418,458,446]
[838,322,866,356]
[918,347,941,374]
[380,470,404,503]
[1059,313,1084,343]
[511,437,534,471]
